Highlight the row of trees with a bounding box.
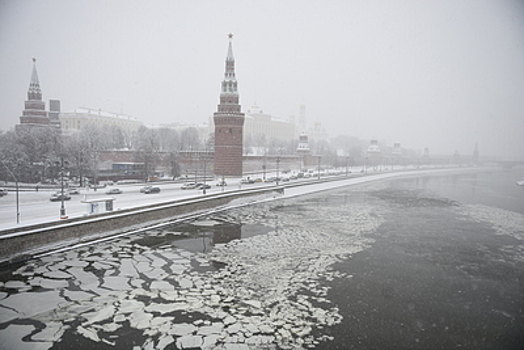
[1,122,393,185]
[0,124,206,185]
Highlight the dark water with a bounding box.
[318,168,524,349]
[390,168,524,215]
[0,168,523,349]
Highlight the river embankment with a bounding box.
[0,166,491,264]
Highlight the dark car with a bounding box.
[50,193,71,202]
[0,188,7,197]
[196,183,211,190]
[144,186,160,194]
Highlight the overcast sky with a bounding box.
[1,0,523,157]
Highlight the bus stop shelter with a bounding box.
[81,197,116,215]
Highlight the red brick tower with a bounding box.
[213,34,245,177]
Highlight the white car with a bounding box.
[181,182,198,189]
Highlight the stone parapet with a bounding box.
[0,187,284,264]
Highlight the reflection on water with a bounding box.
[391,168,524,214]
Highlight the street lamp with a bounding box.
[57,157,68,219]
[193,153,198,184]
[1,160,20,224]
[276,156,281,185]
[262,158,266,181]
[202,154,207,195]
[317,156,321,180]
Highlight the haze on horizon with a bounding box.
[1,0,523,158]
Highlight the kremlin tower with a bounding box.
[213,34,245,177]
[18,58,54,129]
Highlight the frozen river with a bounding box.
[0,168,523,349]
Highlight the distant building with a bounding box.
[48,99,61,128]
[213,34,245,177]
[209,105,296,151]
[392,143,402,156]
[17,58,55,130]
[390,142,404,165]
[244,106,295,143]
[472,142,479,165]
[309,121,329,142]
[60,107,142,135]
[296,132,311,155]
[298,104,307,136]
[366,138,381,166]
[296,131,311,169]
[422,147,430,164]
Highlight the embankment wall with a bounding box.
[0,187,284,264]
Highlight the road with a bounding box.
[0,178,251,229]
[0,165,463,231]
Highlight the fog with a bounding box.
[1,0,523,158]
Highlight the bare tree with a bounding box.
[0,130,32,183]
[180,127,201,151]
[79,122,111,185]
[134,126,159,180]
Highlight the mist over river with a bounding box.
[0,168,523,349]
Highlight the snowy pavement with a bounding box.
[0,165,482,233]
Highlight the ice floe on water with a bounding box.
[458,204,524,240]
[0,192,381,349]
[459,204,524,262]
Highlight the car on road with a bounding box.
[143,186,160,194]
[196,183,211,190]
[106,188,123,195]
[181,182,198,190]
[140,185,154,193]
[240,178,255,184]
[67,188,80,195]
[50,193,71,202]
[89,184,106,189]
[216,180,227,187]
[0,188,7,197]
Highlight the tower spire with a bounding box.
[28,58,42,101]
[227,33,234,60]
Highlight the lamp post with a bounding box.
[345,156,349,177]
[57,157,68,219]
[1,160,20,224]
[276,156,281,186]
[202,154,207,195]
[317,156,321,180]
[193,153,198,184]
